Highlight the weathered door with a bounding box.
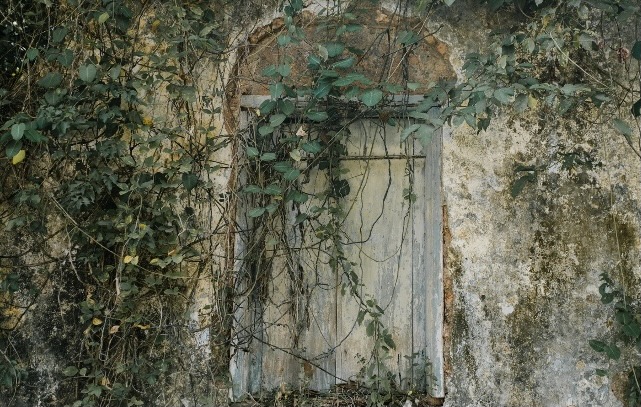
[230,98,443,399]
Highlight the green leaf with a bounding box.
[62,366,79,377]
[269,83,284,98]
[279,99,295,116]
[313,81,332,98]
[260,152,277,161]
[416,124,435,146]
[264,184,282,195]
[493,87,514,104]
[366,320,375,336]
[613,119,632,137]
[333,57,354,69]
[269,114,286,127]
[401,123,421,142]
[79,64,97,82]
[283,168,301,181]
[631,98,641,117]
[623,322,641,339]
[11,123,25,141]
[273,161,292,173]
[589,339,607,353]
[243,185,263,194]
[511,173,535,198]
[5,140,22,158]
[248,207,266,217]
[360,88,383,107]
[307,54,322,69]
[324,42,344,58]
[595,369,608,377]
[109,65,121,80]
[604,344,621,360]
[632,41,641,60]
[277,35,291,46]
[302,141,322,154]
[98,12,110,24]
[306,111,328,121]
[246,146,260,157]
[182,173,198,191]
[259,125,274,136]
[57,49,74,67]
[276,64,291,77]
[25,129,47,143]
[52,27,68,43]
[330,179,350,198]
[443,0,455,5]
[37,72,63,89]
[26,48,39,61]
[383,333,396,350]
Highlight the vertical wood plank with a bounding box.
[424,126,444,397]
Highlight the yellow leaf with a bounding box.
[138,223,147,230]
[123,255,133,264]
[528,95,538,109]
[134,323,150,330]
[12,150,25,165]
[131,255,139,265]
[92,317,103,326]
[109,325,120,334]
[142,116,153,126]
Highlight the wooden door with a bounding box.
[230,103,443,399]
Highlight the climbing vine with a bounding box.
[1,0,641,405]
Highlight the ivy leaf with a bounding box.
[360,88,383,107]
[269,114,286,127]
[623,322,641,339]
[248,207,266,217]
[182,173,198,191]
[306,111,328,121]
[283,168,301,181]
[269,83,284,99]
[612,119,632,137]
[62,366,79,377]
[324,42,344,58]
[246,146,259,157]
[243,185,263,194]
[401,123,421,142]
[260,152,276,161]
[25,48,39,61]
[595,369,608,377]
[333,57,354,69]
[5,140,22,158]
[632,41,641,60]
[302,141,322,154]
[37,72,63,89]
[588,339,607,353]
[98,12,110,24]
[493,87,514,104]
[631,98,641,117]
[276,64,291,77]
[25,129,47,143]
[79,64,97,82]
[11,123,25,141]
[264,184,282,195]
[330,179,350,198]
[604,344,621,360]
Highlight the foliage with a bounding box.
[1,0,641,405]
[591,273,641,406]
[0,0,229,405]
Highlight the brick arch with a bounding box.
[224,7,455,132]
